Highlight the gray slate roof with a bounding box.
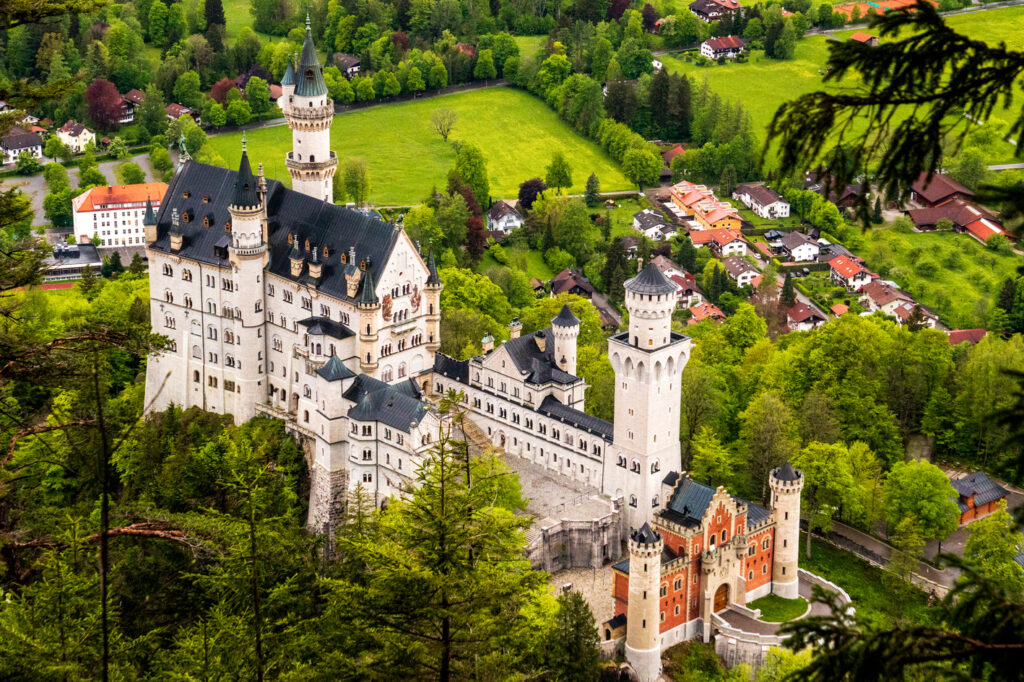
[298,316,355,339]
[503,328,579,386]
[316,354,355,381]
[951,471,1008,512]
[343,374,426,432]
[633,209,669,231]
[632,522,661,545]
[1,128,42,151]
[538,395,613,442]
[551,304,580,328]
[433,353,470,383]
[781,231,819,252]
[659,475,769,530]
[775,461,801,482]
[150,161,399,304]
[626,262,678,296]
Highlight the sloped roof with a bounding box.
[911,172,974,205]
[551,304,580,327]
[1,128,42,150]
[502,328,579,385]
[538,395,613,441]
[946,328,986,345]
[59,120,90,136]
[150,161,399,304]
[849,32,877,43]
[737,183,785,208]
[721,255,757,278]
[626,262,678,295]
[705,35,745,51]
[861,280,912,308]
[951,471,1008,512]
[343,374,426,432]
[964,218,1003,242]
[632,522,661,546]
[73,183,168,212]
[634,208,669,231]
[488,199,521,222]
[550,269,595,296]
[433,353,470,383]
[316,354,355,381]
[298,316,355,339]
[122,88,146,104]
[829,255,868,279]
[689,300,725,322]
[775,461,801,482]
[787,302,825,324]
[781,231,818,252]
[660,477,716,528]
[295,15,327,98]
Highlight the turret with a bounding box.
[550,304,580,376]
[143,195,157,244]
[228,135,267,258]
[424,247,442,352]
[769,462,804,599]
[624,262,679,350]
[289,239,304,277]
[625,523,664,682]
[358,266,380,374]
[280,54,296,100]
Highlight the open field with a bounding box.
[206,87,633,206]
[747,594,808,622]
[477,246,555,281]
[848,225,1021,327]
[513,35,546,58]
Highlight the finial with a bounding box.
[305,11,311,31]
[241,132,247,153]
[257,161,264,176]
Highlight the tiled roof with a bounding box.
[689,300,725,322]
[550,268,595,296]
[780,231,818,252]
[861,280,912,308]
[705,35,745,51]
[721,255,757,278]
[744,501,771,528]
[166,103,193,117]
[911,172,973,205]
[343,374,426,433]
[73,183,168,212]
[951,471,1008,512]
[150,161,399,304]
[787,302,824,323]
[59,120,89,136]
[849,32,876,42]
[1,128,42,150]
[829,255,868,279]
[831,303,849,316]
[538,395,613,441]
[660,477,716,528]
[488,199,521,221]
[122,88,146,104]
[964,218,1003,242]
[736,183,785,208]
[946,328,986,345]
[634,208,669,230]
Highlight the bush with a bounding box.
[488,242,508,264]
[915,259,939,278]
[15,152,42,175]
[544,246,574,272]
[891,215,915,233]
[694,55,710,67]
[986,233,1014,255]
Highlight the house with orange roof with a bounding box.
[849,32,878,46]
[828,255,872,290]
[669,181,715,213]
[689,228,747,256]
[72,182,168,247]
[694,204,741,230]
[963,218,1006,245]
[830,303,849,317]
[687,300,725,324]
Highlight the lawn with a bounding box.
[846,224,1022,327]
[205,87,634,206]
[600,195,653,239]
[513,35,546,58]
[799,535,933,629]
[747,594,808,622]
[477,245,554,281]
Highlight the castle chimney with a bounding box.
[169,208,182,252]
[509,317,522,339]
[481,333,494,353]
[308,245,322,281]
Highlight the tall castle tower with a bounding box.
[227,137,269,422]
[769,462,804,599]
[279,15,337,203]
[424,248,442,353]
[625,523,664,682]
[551,304,580,376]
[607,263,692,527]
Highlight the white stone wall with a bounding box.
[76,202,158,246]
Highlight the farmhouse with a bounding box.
[689,0,741,22]
[701,35,745,60]
[910,172,974,207]
[733,183,790,219]
[690,228,747,256]
[165,103,197,121]
[858,280,913,315]
[779,231,820,262]
[57,120,95,153]
[952,472,1009,526]
[829,255,872,290]
[849,32,879,46]
[1,128,43,164]
[721,255,759,287]
[689,300,726,324]
[332,53,361,78]
[550,268,596,298]
[633,209,671,240]
[487,200,524,234]
[662,144,685,166]
[786,302,827,332]
[906,198,998,231]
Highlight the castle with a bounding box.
[142,18,805,677]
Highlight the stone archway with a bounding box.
[714,583,729,613]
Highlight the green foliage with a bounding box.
[115,162,146,185]
[584,172,601,207]
[962,501,1024,591]
[545,151,573,194]
[454,143,490,205]
[15,151,42,175]
[519,293,604,348]
[883,460,960,542]
[544,246,575,273]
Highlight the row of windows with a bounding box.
[190,372,237,393]
[267,283,351,325]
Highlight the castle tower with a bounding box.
[358,266,380,374]
[607,263,691,527]
[769,462,804,599]
[551,304,580,376]
[424,247,442,352]
[281,15,337,203]
[143,196,157,244]
[625,523,664,682]
[227,137,269,422]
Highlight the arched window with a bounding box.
[398,362,406,378]
[162,263,172,276]
[182,269,192,281]
[303,410,310,422]
[303,385,312,398]
[193,370,200,382]
[192,345,201,359]
[164,290,174,303]
[207,325,217,340]
[382,367,393,382]
[629,495,637,507]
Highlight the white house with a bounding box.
[829,255,872,290]
[72,182,168,247]
[1,128,43,164]
[633,209,670,241]
[57,120,95,153]
[787,302,827,332]
[721,255,759,288]
[701,36,745,60]
[487,200,524,234]
[779,231,820,262]
[733,183,790,219]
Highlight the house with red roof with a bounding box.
[689,228,747,256]
[890,301,939,329]
[910,172,974,207]
[946,328,987,345]
[669,273,704,308]
[859,280,914,315]
[830,303,849,317]
[688,300,725,324]
[849,32,879,46]
[829,255,872,290]
[662,144,685,166]
[963,217,1005,245]
[701,35,745,60]
[786,302,827,332]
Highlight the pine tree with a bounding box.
[548,591,601,680]
[996,277,1016,312]
[204,0,225,27]
[128,253,145,277]
[871,195,883,224]
[906,304,927,332]
[675,235,697,273]
[78,264,99,299]
[781,272,796,306]
[584,172,600,207]
[602,238,630,300]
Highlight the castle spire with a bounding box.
[231,134,258,210]
[143,195,156,226]
[295,13,327,97]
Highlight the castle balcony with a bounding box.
[389,318,417,335]
[285,151,338,172]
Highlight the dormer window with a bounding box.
[202,195,210,203]
[202,216,210,227]
[322,246,329,258]
[225,221,231,233]
[183,191,191,198]
[340,252,347,264]
[288,233,294,244]
[359,259,366,271]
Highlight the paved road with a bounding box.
[988,163,1024,171]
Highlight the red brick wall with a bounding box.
[743,527,775,593]
[705,502,734,549]
[613,570,629,617]
[659,565,692,633]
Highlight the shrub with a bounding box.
[694,55,710,67]
[488,242,508,264]
[986,233,1014,255]
[544,246,574,272]
[891,215,915,233]
[915,259,939,278]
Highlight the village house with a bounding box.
[694,203,742,230]
[633,209,671,240]
[662,144,685,167]
[550,268,596,298]
[910,172,974,208]
[670,181,715,215]
[43,242,102,282]
[165,103,197,121]
[487,200,524,234]
[890,301,939,329]
[670,273,704,308]
[830,303,849,317]
[688,300,726,324]
[620,235,641,256]
[120,88,146,124]
[962,217,1007,245]
[530,277,546,296]
[906,198,998,231]
[829,255,872,290]
[689,0,741,22]
[721,255,759,288]
[779,231,820,262]
[701,35,745,61]
[786,302,827,332]
[690,228,747,257]
[650,254,684,279]
[849,32,879,46]
[946,328,987,345]
[858,280,911,314]
[332,53,361,78]
[57,120,95,153]
[952,472,1009,526]
[733,183,790,219]
[1,127,43,164]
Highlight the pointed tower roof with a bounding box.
[281,57,295,86]
[551,304,580,328]
[295,13,327,98]
[360,267,378,305]
[425,247,441,286]
[232,135,258,209]
[143,196,156,226]
[775,461,801,482]
[631,522,661,546]
[626,261,678,296]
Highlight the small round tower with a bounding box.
[550,304,580,376]
[625,523,664,682]
[624,262,678,350]
[769,461,804,599]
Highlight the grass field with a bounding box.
[846,224,1021,327]
[513,35,546,58]
[206,88,634,206]
[747,594,808,622]
[477,246,555,281]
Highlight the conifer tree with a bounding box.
[871,195,883,224]
[584,172,600,207]
[781,272,796,306]
[204,0,225,27]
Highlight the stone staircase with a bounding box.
[453,413,496,455]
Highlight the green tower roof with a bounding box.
[294,14,327,98]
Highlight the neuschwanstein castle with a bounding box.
[144,19,807,679]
